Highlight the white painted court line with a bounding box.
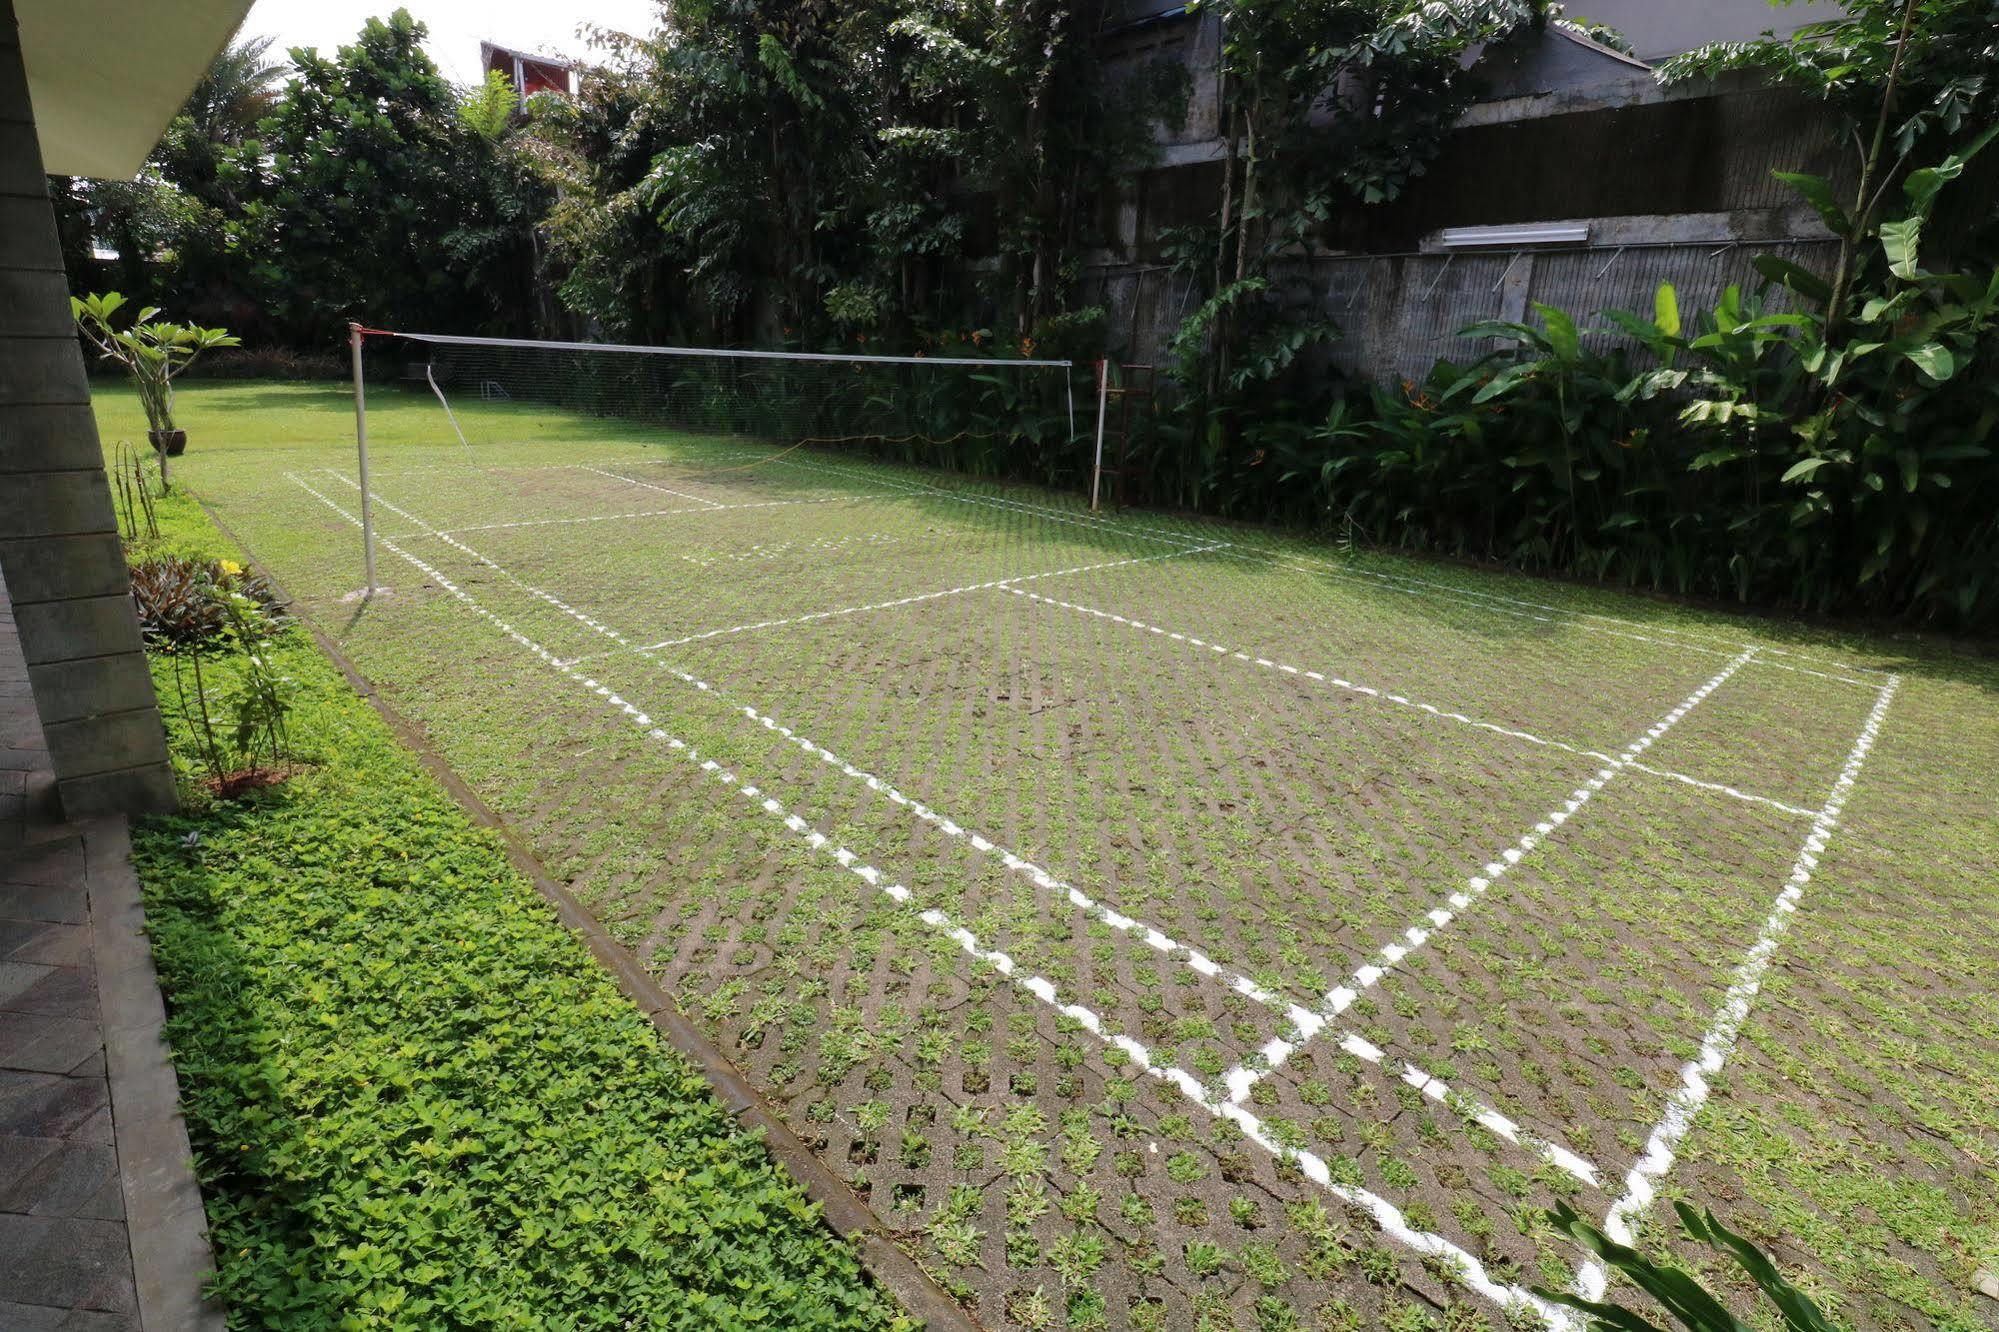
[430,493,887,536]
[558,547,1220,666]
[1216,646,1758,1108]
[751,446,1887,684]
[706,647,1605,1187]
[315,471,1600,1193]
[1621,760,1815,820]
[288,471,1577,1329]
[317,472,643,650]
[579,463,725,509]
[1004,585,1809,821]
[1206,547,1889,687]
[1576,676,1899,1303]
[679,533,905,567]
[769,453,1216,552]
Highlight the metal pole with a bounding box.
[349,323,377,595]
[1089,359,1111,513]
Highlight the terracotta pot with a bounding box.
[148,429,187,457]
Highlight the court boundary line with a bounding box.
[1211,644,1760,1106]
[1576,675,1900,1302]
[1004,586,1814,822]
[311,471,1601,1186]
[287,471,1579,1330]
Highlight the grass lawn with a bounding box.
[100,378,1999,1331]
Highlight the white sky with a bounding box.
[236,0,661,87]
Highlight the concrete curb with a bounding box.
[87,815,227,1331]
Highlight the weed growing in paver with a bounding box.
[102,379,1999,1331]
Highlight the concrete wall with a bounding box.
[0,0,176,817]
[1081,1,1867,380]
[1085,234,1839,382]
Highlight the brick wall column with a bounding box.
[0,0,177,816]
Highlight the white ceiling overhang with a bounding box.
[16,0,254,178]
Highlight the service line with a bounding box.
[558,546,1219,667]
[1576,675,1899,1302]
[289,471,1577,1330]
[759,449,1886,684]
[1003,586,1809,821]
[578,463,724,509]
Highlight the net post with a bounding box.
[348,322,378,595]
[1089,359,1111,513]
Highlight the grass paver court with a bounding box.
[104,382,1999,1332]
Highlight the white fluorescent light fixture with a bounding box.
[1439,224,1591,249]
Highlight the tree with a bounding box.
[1157,0,1540,506]
[1663,0,1999,335]
[530,0,1183,346]
[457,70,521,143]
[230,10,544,343]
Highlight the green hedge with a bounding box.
[132,492,910,1329]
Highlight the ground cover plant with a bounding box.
[99,379,1999,1331]
[121,478,910,1328]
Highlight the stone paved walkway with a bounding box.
[0,573,221,1330]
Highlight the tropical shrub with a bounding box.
[129,555,290,651]
[1538,1201,1844,1332]
[72,291,238,464]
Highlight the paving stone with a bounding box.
[0,1013,101,1077]
[0,1133,57,1193]
[0,1073,107,1141]
[0,1299,139,1331]
[0,965,93,1021]
[0,1138,120,1218]
[0,840,83,888]
[0,1298,68,1328]
[0,921,87,968]
[0,745,46,773]
[0,580,201,1329]
[0,1215,135,1314]
[0,885,83,926]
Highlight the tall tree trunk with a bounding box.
[1825,0,1919,343]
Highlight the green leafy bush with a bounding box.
[129,554,289,650]
[1537,1201,1842,1332]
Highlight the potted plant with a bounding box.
[71,292,237,473]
